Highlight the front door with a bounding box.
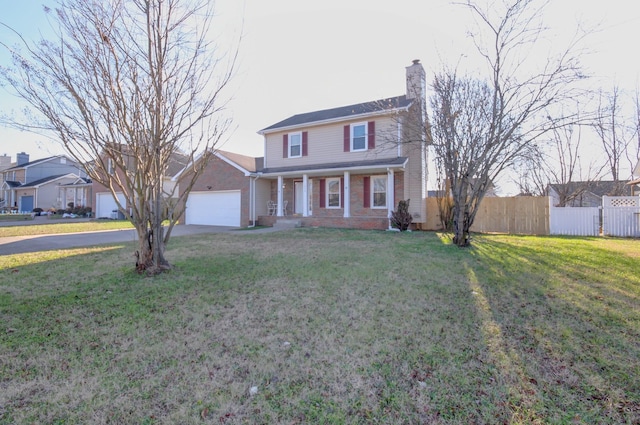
[21,195,34,213]
[294,181,303,215]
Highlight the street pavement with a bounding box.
[0,217,283,255]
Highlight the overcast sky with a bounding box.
[1,0,639,179]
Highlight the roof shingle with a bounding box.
[259,95,412,133]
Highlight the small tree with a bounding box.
[0,0,236,273]
[390,199,413,231]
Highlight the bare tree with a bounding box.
[593,86,638,192]
[430,0,586,246]
[517,123,603,205]
[514,143,549,196]
[0,0,235,274]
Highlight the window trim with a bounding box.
[289,132,302,158]
[326,177,341,208]
[350,122,367,152]
[371,175,387,209]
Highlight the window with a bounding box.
[327,178,341,208]
[372,176,387,208]
[351,123,366,151]
[289,132,302,158]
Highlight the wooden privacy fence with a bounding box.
[425,195,640,237]
[424,196,549,235]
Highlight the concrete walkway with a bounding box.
[0,217,287,255]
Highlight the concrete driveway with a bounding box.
[0,223,238,256]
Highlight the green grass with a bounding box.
[0,214,33,222]
[0,230,638,424]
[0,220,133,237]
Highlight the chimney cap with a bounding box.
[412,59,421,65]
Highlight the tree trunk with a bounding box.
[452,204,471,247]
[135,225,170,274]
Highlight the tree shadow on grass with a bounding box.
[467,235,640,424]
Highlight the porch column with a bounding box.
[387,169,395,220]
[343,171,350,218]
[302,174,309,217]
[277,175,283,216]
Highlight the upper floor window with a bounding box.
[289,132,302,158]
[351,123,367,151]
[372,176,387,208]
[283,131,308,158]
[344,121,375,152]
[327,178,341,208]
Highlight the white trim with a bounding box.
[387,170,395,220]
[277,175,284,216]
[350,122,367,152]
[326,177,341,209]
[302,174,309,217]
[260,159,408,178]
[257,104,412,135]
[288,132,303,158]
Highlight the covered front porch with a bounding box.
[252,158,407,230]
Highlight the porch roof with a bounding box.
[3,180,22,188]
[259,157,408,177]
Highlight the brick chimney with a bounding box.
[16,152,29,166]
[405,59,426,101]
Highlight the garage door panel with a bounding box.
[186,191,241,227]
[97,192,126,218]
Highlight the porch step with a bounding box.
[274,218,302,229]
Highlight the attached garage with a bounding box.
[185,190,241,227]
[96,192,126,219]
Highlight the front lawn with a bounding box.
[0,230,638,424]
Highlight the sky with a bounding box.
[1,0,639,191]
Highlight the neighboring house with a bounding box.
[253,60,428,230]
[92,150,189,219]
[548,180,634,207]
[177,150,264,227]
[0,152,88,212]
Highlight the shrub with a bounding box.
[32,207,43,216]
[390,199,413,231]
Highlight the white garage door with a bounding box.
[186,191,241,227]
[96,192,126,219]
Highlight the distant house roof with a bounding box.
[259,95,413,133]
[3,155,78,171]
[166,152,190,177]
[549,180,632,198]
[19,174,80,188]
[260,156,408,176]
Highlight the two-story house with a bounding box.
[0,152,90,213]
[255,59,428,230]
[179,60,429,230]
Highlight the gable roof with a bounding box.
[217,150,263,173]
[259,95,413,134]
[19,173,81,188]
